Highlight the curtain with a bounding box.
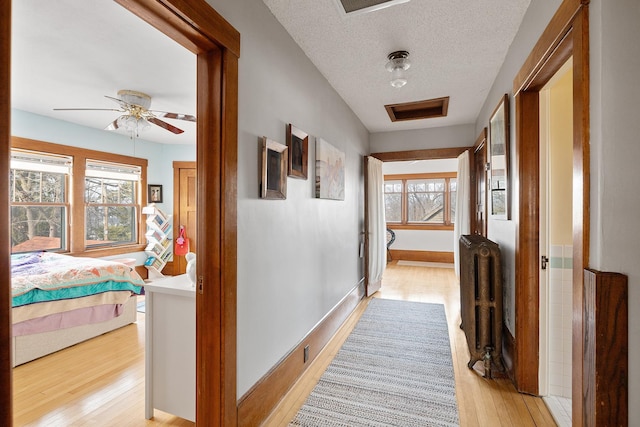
[454,150,471,277]
[367,156,386,285]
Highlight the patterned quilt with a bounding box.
[11,252,144,307]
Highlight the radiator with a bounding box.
[459,234,504,378]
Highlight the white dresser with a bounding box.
[144,274,195,422]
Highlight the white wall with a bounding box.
[474,0,563,334]
[205,0,369,398]
[383,159,458,253]
[589,0,640,416]
[370,124,474,153]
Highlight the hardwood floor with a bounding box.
[264,262,557,426]
[12,308,194,426]
[13,262,556,426]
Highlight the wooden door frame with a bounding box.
[470,128,488,236]
[512,1,589,425]
[1,1,240,425]
[0,1,11,423]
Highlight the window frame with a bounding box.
[384,172,457,231]
[12,136,148,257]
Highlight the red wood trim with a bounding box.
[583,269,627,426]
[221,48,239,427]
[513,0,584,94]
[0,0,12,422]
[389,250,454,264]
[370,147,470,162]
[514,91,540,394]
[473,127,487,150]
[10,137,149,256]
[237,282,365,426]
[387,224,454,231]
[114,1,240,425]
[385,172,457,181]
[513,1,590,407]
[115,0,240,57]
[571,9,590,425]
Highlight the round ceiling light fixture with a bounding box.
[386,50,411,88]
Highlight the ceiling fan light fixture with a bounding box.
[386,50,410,88]
[117,114,150,138]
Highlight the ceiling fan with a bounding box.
[54,89,196,137]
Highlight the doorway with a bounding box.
[539,59,574,426]
[512,1,589,424]
[0,1,239,425]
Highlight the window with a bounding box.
[10,150,71,253]
[11,137,148,256]
[384,173,457,229]
[85,160,141,248]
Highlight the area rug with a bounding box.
[289,298,459,427]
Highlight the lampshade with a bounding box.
[386,50,411,88]
[117,114,150,137]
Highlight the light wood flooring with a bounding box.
[13,262,557,426]
[264,262,557,426]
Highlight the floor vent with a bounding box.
[385,96,450,122]
[336,0,410,15]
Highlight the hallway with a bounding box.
[265,261,557,426]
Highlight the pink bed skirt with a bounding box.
[12,304,124,337]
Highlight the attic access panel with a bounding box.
[385,96,450,122]
[336,0,410,15]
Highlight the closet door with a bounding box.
[173,161,197,275]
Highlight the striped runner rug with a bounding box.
[290,298,459,426]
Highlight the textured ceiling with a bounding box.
[11,0,196,145]
[263,0,531,133]
[11,0,531,144]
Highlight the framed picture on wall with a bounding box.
[315,138,345,200]
[286,124,308,179]
[489,94,510,219]
[148,184,163,203]
[260,137,288,199]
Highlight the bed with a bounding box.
[11,251,144,366]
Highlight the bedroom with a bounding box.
[9,0,199,413]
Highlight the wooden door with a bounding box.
[173,162,197,275]
[473,139,488,237]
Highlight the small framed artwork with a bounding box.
[286,124,308,179]
[315,138,345,200]
[261,137,288,199]
[489,94,510,219]
[148,184,163,203]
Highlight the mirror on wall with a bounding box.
[489,94,510,219]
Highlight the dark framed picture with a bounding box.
[261,137,288,199]
[148,184,163,203]
[489,94,510,219]
[286,123,308,179]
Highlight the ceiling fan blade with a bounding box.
[148,117,184,134]
[150,111,196,122]
[54,108,122,112]
[105,118,121,131]
[104,95,132,109]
